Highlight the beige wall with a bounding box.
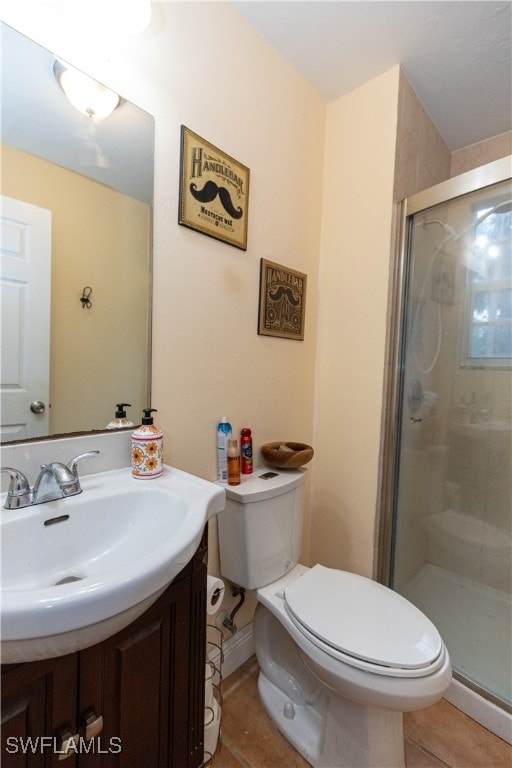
[145,3,325,629]
[1,144,150,434]
[312,67,400,577]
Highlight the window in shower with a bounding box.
[463,198,512,367]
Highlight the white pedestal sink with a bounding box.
[1,464,225,662]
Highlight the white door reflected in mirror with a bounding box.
[1,195,51,440]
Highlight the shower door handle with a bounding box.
[407,379,424,414]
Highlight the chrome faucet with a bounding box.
[1,451,100,509]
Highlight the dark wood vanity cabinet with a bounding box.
[1,530,208,768]
[1,653,78,768]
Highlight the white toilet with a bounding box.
[217,468,452,768]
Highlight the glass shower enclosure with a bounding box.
[383,158,511,729]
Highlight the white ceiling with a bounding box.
[231,0,512,151]
[2,2,510,200]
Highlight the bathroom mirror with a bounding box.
[0,23,154,443]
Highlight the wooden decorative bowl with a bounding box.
[260,442,314,470]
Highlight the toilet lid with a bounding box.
[284,565,442,670]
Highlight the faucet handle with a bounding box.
[67,450,100,478]
[1,467,32,508]
[1,467,31,495]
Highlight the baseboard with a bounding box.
[444,678,512,745]
[208,622,254,682]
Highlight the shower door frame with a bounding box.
[377,155,512,711]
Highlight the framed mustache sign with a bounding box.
[179,126,250,250]
[258,259,307,340]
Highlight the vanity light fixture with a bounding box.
[53,60,120,120]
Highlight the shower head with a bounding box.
[419,218,459,239]
[417,198,512,243]
[475,198,512,225]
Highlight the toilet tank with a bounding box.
[217,468,306,590]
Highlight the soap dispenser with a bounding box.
[106,403,134,429]
[131,408,163,479]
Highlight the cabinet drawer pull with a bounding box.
[84,711,104,740]
[57,726,79,761]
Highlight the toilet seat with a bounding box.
[284,565,445,678]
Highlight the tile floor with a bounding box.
[210,657,512,768]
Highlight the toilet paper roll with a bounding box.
[205,677,214,709]
[206,575,225,615]
[204,699,221,760]
[205,661,215,708]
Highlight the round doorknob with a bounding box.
[30,400,46,414]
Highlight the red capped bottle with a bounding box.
[240,427,253,474]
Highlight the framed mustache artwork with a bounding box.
[258,258,307,341]
[179,126,250,250]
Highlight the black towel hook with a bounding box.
[80,286,93,309]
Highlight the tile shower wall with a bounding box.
[393,73,451,203]
[435,369,512,591]
[451,132,512,177]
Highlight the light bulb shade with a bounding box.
[82,0,152,36]
[54,61,119,120]
[119,0,152,35]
